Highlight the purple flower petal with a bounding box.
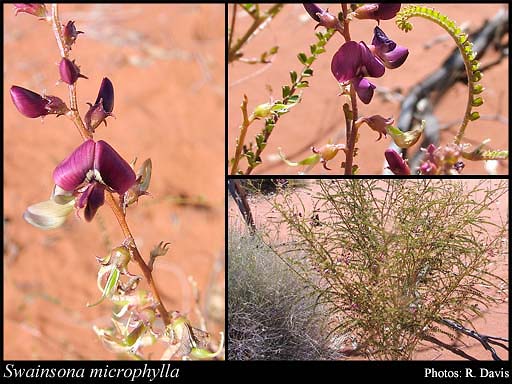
[53,139,95,191]
[353,77,376,104]
[372,26,396,53]
[80,182,106,222]
[10,85,49,118]
[377,45,409,69]
[303,3,323,22]
[331,41,361,82]
[95,77,114,113]
[14,3,47,18]
[358,42,385,78]
[59,58,88,85]
[94,141,136,194]
[354,3,400,21]
[372,27,408,69]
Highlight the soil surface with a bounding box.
[228,4,509,175]
[4,4,225,360]
[228,179,509,360]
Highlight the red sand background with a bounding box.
[228,4,509,175]
[228,179,509,360]
[4,4,224,359]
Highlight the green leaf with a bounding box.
[271,103,288,112]
[310,44,317,55]
[290,70,297,84]
[297,52,308,65]
[282,85,291,98]
[306,56,315,65]
[314,47,326,55]
[287,95,300,104]
[269,46,279,55]
[302,68,313,77]
[296,80,309,88]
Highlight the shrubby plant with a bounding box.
[229,4,508,175]
[10,4,223,360]
[262,179,508,360]
[228,226,339,360]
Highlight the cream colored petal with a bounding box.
[23,199,75,230]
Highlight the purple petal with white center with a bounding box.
[358,42,385,78]
[331,41,361,82]
[53,139,95,191]
[353,77,376,104]
[94,141,136,194]
[10,85,49,118]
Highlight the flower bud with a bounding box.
[111,246,132,271]
[303,4,343,33]
[85,77,114,132]
[59,58,88,85]
[14,3,47,18]
[63,20,84,49]
[252,102,272,119]
[353,4,401,22]
[385,148,411,175]
[10,85,48,118]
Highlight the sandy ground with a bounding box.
[4,4,224,360]
[228,4,509,175]
[228,179,509,360]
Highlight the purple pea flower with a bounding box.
[371,26,408,69]
[331,41,384,104]
[85,77,114,132]
[353,4,401,22]
[53,140,136,221]
[10,85,68,118]
[303,4,343,33]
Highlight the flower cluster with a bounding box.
[331,26,408,104]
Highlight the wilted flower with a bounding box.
[311,143,346,170]
[23,185,75,230]
[59,58,88,84]
[13,3,47,18]
[385,148,411,175]
[331,41,384,104]
[371,26,408,69]
[10,85,68,118]
[355,115,394,140]
[63,20,83,48]
[353,3,401,22]
[85,77,114,132]
[53,140,136,221]
[303,4,343,33]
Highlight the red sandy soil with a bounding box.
[4,4,224,360]
[228,4,509,175]
[228,179,509,360]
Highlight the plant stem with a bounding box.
[50,3,170,327]
[228,3,237,52]
[340,3,358,175]
[230,95,255,175]
[228,4,284,63]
